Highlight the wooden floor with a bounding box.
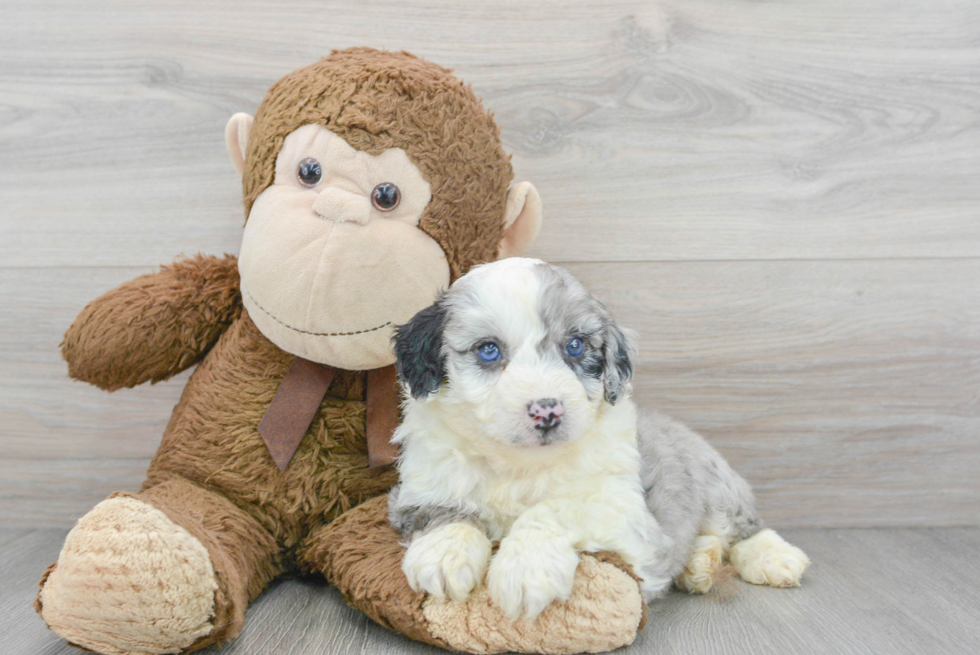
[5,527,979,655]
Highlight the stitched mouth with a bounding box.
[245,289,392,337]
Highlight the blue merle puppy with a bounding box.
[388,257,810,620]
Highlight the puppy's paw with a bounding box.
[487,533,579,621]
[730,528,810,587]
[675,534,725,594]
[403,521,492,602]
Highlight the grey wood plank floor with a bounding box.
[4,528,978,655]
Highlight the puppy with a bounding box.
[388,258,809,620]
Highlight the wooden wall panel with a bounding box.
[574,259,980,528]
[2,260,976,527]
[1,0,978,528]
[1,0,978,267]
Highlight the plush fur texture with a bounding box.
[61,254,242,391]
[297,494,451,649]
[233,49,541,369]
[46,283,397,649]
[421,554,644,654]
[37,50,641,655]
[242,48,514,281]
[46,255,649,653]
[389,259,811,620]
[238,123,451,369]
[301,495,645,654]
[38,496,218,655]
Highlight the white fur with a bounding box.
[393,259,669,619]
[402,521,492,602]
[392,258,809,619]
[396,390,669,618]
[729,528,811,587]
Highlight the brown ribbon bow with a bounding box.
[258,358,400,472]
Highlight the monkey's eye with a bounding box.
[565,337,584,358]
[371,183,401,211]
[477,342,501,363]
[297,158,322,187]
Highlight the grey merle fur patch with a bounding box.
[388,484,484,540]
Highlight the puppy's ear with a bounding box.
[393,295,449,399]
[602,322,637,404]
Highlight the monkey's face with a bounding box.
[226,50,544,371]
[238,124,450,370]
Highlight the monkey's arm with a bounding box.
[62,254,241,391]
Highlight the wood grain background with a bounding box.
[1,0,977,528]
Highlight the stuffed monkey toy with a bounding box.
[35,49,646,655]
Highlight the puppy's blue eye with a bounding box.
[565,338,584,358]
[477,342,501,362]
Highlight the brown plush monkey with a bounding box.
[35,49,645,655]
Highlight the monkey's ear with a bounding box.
[392,296,449,400]
[498,182,542,259]
[224,113,254,177]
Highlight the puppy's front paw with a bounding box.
[402,521,492,602]
[487,533,579,621]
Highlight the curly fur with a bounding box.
[61,254,242,391]
[390,259,811,619]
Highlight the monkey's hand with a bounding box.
[62,254,241,391]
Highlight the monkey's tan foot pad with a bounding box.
[36,495,218,655]
[423,554,645,654]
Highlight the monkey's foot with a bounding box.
[425,553,643,654]
[675,534,725,594]
[304,494,645,655]
[37,495,218,655]
[729,528,810,587]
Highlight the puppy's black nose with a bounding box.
[528,398,564,431]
